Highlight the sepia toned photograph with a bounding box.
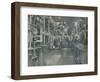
[28,15,88,66]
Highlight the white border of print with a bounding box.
[20,7,95,75]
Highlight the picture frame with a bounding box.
[11,2,98,80]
